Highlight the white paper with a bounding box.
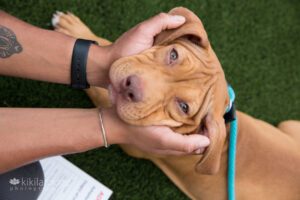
[38,156,112,200]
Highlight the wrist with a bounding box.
[100,108,127,145]
[86,44,115,87]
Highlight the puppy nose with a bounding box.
[122,75,143,102]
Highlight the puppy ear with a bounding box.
[195,115,227,174]
[154,7,209,48]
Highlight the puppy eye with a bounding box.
[170,48,178,62]
[179,101,189,114]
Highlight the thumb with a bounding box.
[140,13,186,36]
[159,129,210,153]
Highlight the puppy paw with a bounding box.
[51,11,62,28]
[51,11,95,39]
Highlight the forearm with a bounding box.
[0,11,112,87]
[0,108,106,173]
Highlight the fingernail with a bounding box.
[171,15,185,23]
[199,136,210,146]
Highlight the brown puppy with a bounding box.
[53,8,300,199]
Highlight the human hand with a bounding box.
[109,13,186,61]
[86,13,185,87]
[102,108,210,155]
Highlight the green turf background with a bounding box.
[0,0,299,199]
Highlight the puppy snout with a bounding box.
[121,75,143,102]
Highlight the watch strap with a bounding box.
[70,39,97,89]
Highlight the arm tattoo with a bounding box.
[0,25,23,58]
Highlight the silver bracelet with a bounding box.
[98,109,109,148]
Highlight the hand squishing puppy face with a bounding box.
[109,8,229,131]
[108,8,229,169]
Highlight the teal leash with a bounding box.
[224,86,237,200]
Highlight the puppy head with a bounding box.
[109,7,229,174]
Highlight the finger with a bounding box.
[159,130,210,153]
[151,149,188,156]
[139,13,185,36]
[153,148,206,156]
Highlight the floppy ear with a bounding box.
[154,7,209,48]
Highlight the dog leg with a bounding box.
[51,11,111,46]
[51,11,112,108]
[278,120,300,140]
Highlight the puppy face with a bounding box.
[109,38,225,131]
[109,7,229,174]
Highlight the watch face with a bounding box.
[0,161,44,200]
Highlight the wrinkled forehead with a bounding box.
[149,39,219,76]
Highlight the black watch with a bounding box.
[70,39,97,89]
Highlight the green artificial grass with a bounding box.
[0,0,299,199]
